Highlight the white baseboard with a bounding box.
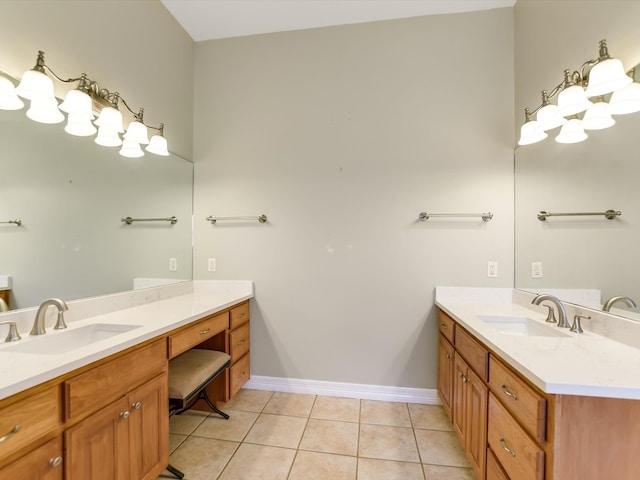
[243,375,440,405]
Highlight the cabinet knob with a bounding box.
[49,456,63,468]
[132,401,142,410]
[445,353,452,360]
[0,424,20,443]
[120,410,130,420]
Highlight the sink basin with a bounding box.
[477,315,569,337]
[2,323,142,355]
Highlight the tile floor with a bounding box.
[159,389,476,480]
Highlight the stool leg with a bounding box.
[202,390,230,419]
[165,464,185,479]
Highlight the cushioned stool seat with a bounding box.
[168,348,231,418]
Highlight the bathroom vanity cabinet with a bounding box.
[0,298,251,480]
[437,308,640,480]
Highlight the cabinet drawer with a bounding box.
[65,339,167,421]
[489,355,546,442]
[168,311,229,358]
[230,353,250,398]
[437,310,455,344]
[229,321,250,364]
[455,327,488,381]
[0,386,60,460]
[486,447,510,480]
[0,436,63,480]
[230,302,250,330]
[488,393,544,480]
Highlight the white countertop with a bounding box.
[435,287,640,400]
[0,281,254,401]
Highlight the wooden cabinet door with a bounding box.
[452,353,467,442]
[64,397,130,480]
[465,367,488,480]
[437,334,455,420]
[0,437,63,480]
[127,373,169,480]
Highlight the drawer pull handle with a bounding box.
[500,437,516,457]
[0,424,20,443]
[132,401,142,410]
[49,456,63,468]
[120,410,130,420]
[237,313,246,318]
[440,323,448,329]
[501,385,518,400]
[237,339,246,345]
[200,328,211,335]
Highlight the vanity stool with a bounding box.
[165,348,231,479]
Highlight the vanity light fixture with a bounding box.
[0,51,169,157]
[518,40,636,146]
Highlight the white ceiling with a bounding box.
[161,0,516,42]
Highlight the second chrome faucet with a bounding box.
[30,298,68,335]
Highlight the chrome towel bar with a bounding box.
[206,215,268,224]
[419,212,493,222]
[121,216,177,225]
[537,210,621,221]
[1,219,21,226]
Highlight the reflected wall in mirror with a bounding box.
[0,84,193,311]
[515,100,640,320]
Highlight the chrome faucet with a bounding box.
[0,297,9,312]
[602,296,637,312]
[532,294,570,328]
[30,298,68,335]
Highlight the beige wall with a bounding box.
[0,0,194,159]
[193,9,515,389]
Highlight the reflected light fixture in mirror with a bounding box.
[0,51,169,157]
[518,39,637,146]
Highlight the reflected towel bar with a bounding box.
[419,212,493,222]
[206,215,268,224]
[537,210,621,221]
[1,219,22,226]
[121,216,177,225]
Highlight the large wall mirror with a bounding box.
[515,87,640,321]
[0,76,193,311]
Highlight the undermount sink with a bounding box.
[2,323,142,355]
[477,315,570,337]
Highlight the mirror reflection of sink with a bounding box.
[477,315,570,337]
[2,323,142,355]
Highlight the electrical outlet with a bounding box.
[487,261,498,278]
[532,261,543,278]
[169,257,177,271]
[207,258,216,272]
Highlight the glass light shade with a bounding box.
[65,113,97,136]
[518,120,547,146]
[582,102,615,130]
[59,89,94,118]
[608,82,640,115]
[146,134,169,156]
[556,85,593,117]
[555,118,588,144]
[94,106,124,132]
[0,76,25,110]
[119,138,144,158]
[536,104,567,131]
[123,120,149,144]
[15,69,56,101]
[95,125,123,147]
[26,97,64,124]
[584,58,632,97]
